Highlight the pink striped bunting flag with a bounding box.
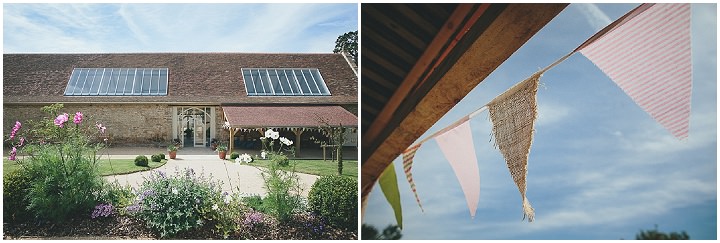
[402,143,425,212]
[578,3,693,140]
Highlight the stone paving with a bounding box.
[100,147,323,198]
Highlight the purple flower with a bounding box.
[126,204,141,214]
[8,147,17,161]
[9,121,21,140]
[73,111,83,124]
[91,203,115,219]
[243,211,264,226]
[54,113,69,127]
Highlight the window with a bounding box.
[64,68,168,96]
[241,68,331,96]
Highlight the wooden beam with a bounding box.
[361,3,568,210]
[362,4,476,163]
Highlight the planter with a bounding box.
[168,150,177,159]
[218,151,226,159]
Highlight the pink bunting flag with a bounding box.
[434,117,480,218]
[578,3,692,140]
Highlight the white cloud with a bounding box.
[573,3,613,31]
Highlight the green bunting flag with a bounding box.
[379,161,403,229]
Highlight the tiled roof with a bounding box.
[223,105,357,128]
[3,53,357,105]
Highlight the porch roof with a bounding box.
[222,105,357,128]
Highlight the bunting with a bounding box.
[402,143,424,212]
[577,3,692,140]
[487,73,541,222]
[435,118,480,218]
[378,161,403,229]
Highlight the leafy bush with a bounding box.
[127,169,238,238]
[242,195,267,213]
[308,175,358,230]
[98,182,135,213]
[159,153,166,160]
[5,104,110,222]
[230,152,240,160]
[135,155,149,166]
[151,154,162,162]
[260,161,303,222]
[24,147,105,222]
[3,169,33,222]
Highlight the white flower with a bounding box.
[279,137,293,146]
[172,188,178,195]
[270,131,279,140]
[264,129,275,139]
[235,157,241,163]
[240,153,253,163]
[224,195,231,204]
[212,204,219,210]
[261,151,267,159]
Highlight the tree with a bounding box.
[362,224,402,240]
[333,30,358,65]
[635,224,690,240]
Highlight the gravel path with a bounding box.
[103,154,319,198]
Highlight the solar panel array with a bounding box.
[241,68,331,96]
[64,68,168,96]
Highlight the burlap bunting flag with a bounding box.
[487,72,541,222]
[402,143,424,212]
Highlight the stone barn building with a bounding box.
[3,53,358,155]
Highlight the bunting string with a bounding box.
[381,3,692,224]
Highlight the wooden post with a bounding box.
[293,128,304,158]
[229,127,234,155]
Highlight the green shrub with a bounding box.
[260,161,302,222]
[135,155,149,166]
[151,154,162,162]
[98,182,135,212]
[159,153,166,160]
[308,175,358,230]
[230,152,240,160]
[6,104,107,222]
[242,195,267,213]
[128,169,236,238]
[3,169,33,222]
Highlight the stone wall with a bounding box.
[4,103,172,146]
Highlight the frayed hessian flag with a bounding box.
[488,73,541,222]
[577,3,692,140]
[435,117,481,219]
[402,143,425,212]
[378,161,403,229]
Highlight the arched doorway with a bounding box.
[172,107,215,147]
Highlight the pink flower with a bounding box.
[9,121,21,140]
[9,147,17,161]
[96,122,106,134]
[73,112,83,124]
[54,113,69,127]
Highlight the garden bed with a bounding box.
[3,213,357,240]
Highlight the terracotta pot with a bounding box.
[169,151,177,159]
[219,151,226,159]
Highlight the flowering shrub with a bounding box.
[257,129,303,222]
[235,153,254,164]
[128,168,239,238]
[5,104,107,222]
[91,203,115,219]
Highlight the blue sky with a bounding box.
[362,3,717,240]
[3,3,357,53]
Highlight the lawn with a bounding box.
[249,159,358,178]
[3,158,166,176]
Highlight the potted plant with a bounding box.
[167,144,178,159]
[216,144,228,159]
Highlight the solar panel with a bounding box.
[64,68,168,96]
[241,68,331,96]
